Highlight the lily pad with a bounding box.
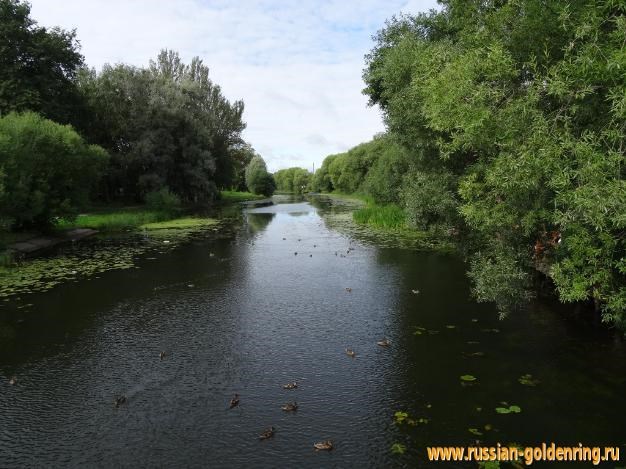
[391,443,406,455]
[468,428,483,436]
[460,375,477,382]
[394,411,409,424]
[518,374,540,386]
[496,405,521,414]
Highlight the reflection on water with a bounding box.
[1,196,625,468]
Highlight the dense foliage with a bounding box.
[245,156,275,197]
[273,167,312,194]
[0,0,84,125]
[79,50,246,204]
[315,0,626,328]
[0,0,259,234]
[312,135,412,205]
[0,112,107,229]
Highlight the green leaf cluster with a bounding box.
[356,0,626,328]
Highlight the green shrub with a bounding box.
[0,112,108,229]
[144,188,181,213]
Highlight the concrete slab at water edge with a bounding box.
[240,199,274,208]
[8,228,99,255]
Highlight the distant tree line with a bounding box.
[0,0,270,230]
[274,167,312,194]
[315,0,626,329]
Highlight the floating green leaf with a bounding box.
[518,374,540,386]
[394,411,409,424]
[468,428,483,436]
[496,405,521,414]
[391,443,406,455]
[460,375,477,382]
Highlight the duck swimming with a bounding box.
[259,426,275,440]
[345,287,352,292]
[282,382,298,389]
[345,348,356,358]
[314,440,333,451]
[377,339,391,347]
[229,393,240,409]
[8,376,17,385]
[114,395,127,407]
[159,351,166,360]
[282,402,298,412]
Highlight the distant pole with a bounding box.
[312,162,315,173]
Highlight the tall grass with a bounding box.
[220,191,265,203]
[57,209,169,231]
[353,204,407,229]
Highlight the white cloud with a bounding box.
[28,0,438,171]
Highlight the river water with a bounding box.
[1,196,625,468]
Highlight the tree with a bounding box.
[245,156,275,196]
[0,112,107,229]
[79,50,246,204]
[0,0,85,125]
[274,167,312,194]
[361,0,626,327]
[223,142,257,191]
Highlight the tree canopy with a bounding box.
[79,50,246,203]
[245,156,275,197]
[313,0,626,328]
[273,167,312,194]
[0,0,85,124]
[0,112,107,229]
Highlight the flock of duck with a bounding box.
[223,335,391,452]
[1,233,401,453]
[218,235,392,451]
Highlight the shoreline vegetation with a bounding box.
[0,191,262,262]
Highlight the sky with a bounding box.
[28,0,439,172]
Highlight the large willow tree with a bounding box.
[362,0,626,327]
[80,50,246,203]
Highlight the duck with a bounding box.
[411,289,420,295]
[282,382,298,389]
[377,339,391,347]
[345,287,352,292]
[8,375,17,385]
[345,348,356,358]
[314,440,334,451]
[282,402,298,412]
[229,393,240,409]
[114,395,127,407]
[159,351,166,360]
[294,252,298,256]
[259,426,275,440]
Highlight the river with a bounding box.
[1,195,625,468]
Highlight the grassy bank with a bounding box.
[320,192,408,230]
[219,191,265,203]
[141,217,218,230]
[56,191,260,232]
[57,207,170,231]
[353,204,407,229]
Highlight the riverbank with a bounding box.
[0,190,262,268]
[308,192,454,251]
